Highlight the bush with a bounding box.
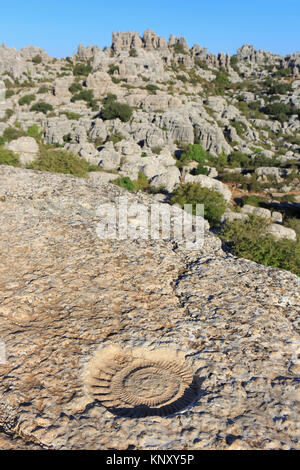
[213,71,230,94]
[102,93,117,105]
[71,89,94,103]
[107,132,125,144]
[113,176,135,191]
[73,63,92,76]
[176,74,188,83]
[171,183,227,226]
[101,101,133,122]
[18,94,36,106]
[263,102,299,122]
[69,82,83,94]
[241,195,267,207]
[228,151,249,168]
[264,79,292,95]
[32,55,42,64]
[0,109,14,123]
[192,164,210,176]
[108,64,119,75]
[2,126,25,142]
[37,85,49,94]
[0,148,20,167]
[5,89,14,99]
[230,120,247,137]
[220,215,300,276]
[30,101,53,115]
[113,172,149,192]
[27,147,91,177]
[207,149,228,172]
[145,84,159,93]
[173,43,187,55]
[151,146,162,155]
[26,124,42,140]
[129,48,138,57]
[181,144,207,164]
[60,111,81,121]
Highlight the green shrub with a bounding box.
[230,55,239,72]
[228,151,249,168]
[0,109,14,123]
[241,195,266,207]
[173,43,187,54]
[107,132,125,144]
[220,215,300,276]
[30,101,53,114]
[0,148,20,167]
[113,172,149,192]
[192,164,210,176]
[101,101,133,122]
[129,48,138,57]
[60,111,82,121]
[37,85,49,94]
[134,171,149,192]
[280,194,296,202]
[27,147,91,177]
[145,84,159,93]
[274,68,291,78]
[18,94,36,106]
[213,71,230,95]
[113,176,135,191]
[108,64,119,75]
[73,63,92,76]
[181,144,207,164]
[176,74,188,83]
[71,89,94,103]
[171,183,227,226]
[2,126,25,142]
[69,82,83,94]
[5,89,14,99]
[264,79,292,95]
[32,55,42,64]
[63,133,72,143]
[102,93,117,104]
[206,149,228,172]
[263,102,299,122]
[26,124,42,140]
[151,146,162,155]
[230,120,247,137]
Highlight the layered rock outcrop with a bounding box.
[0,165,299,450]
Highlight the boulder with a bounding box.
[267,224,297,241]
[150,166,181,192]
[241,205,272,219]
[98,147,121,170]
[220,211,248,224]
[184,174,232,202]
[6,136,39,165]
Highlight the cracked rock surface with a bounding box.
[0,165,299,450]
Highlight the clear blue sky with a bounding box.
[0,0,299,58]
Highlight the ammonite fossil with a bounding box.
[86,346,198,417]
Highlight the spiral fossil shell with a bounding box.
[86,346,198,417]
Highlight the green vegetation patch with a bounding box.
[171,182,227,226]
